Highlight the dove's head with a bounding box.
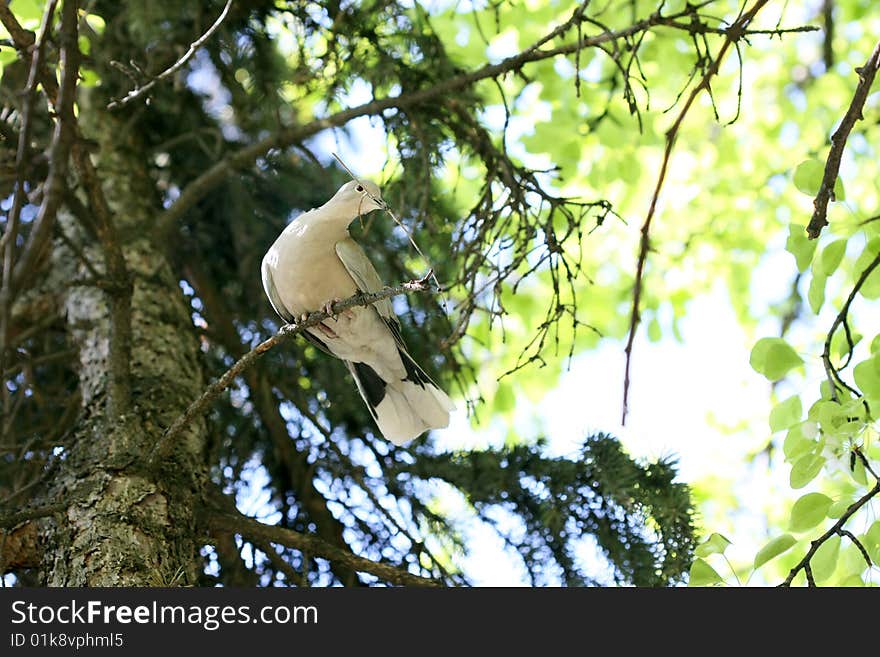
[330,179,386,217]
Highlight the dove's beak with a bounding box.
[367,194,387,212]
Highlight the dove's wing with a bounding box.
[261,244,335,356]
[335,237,400,332]
[261,254,294,323]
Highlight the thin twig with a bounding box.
[10,0,77,293]
[0,0,58,425]
[70,137,133,417]
[153,4,805,237]
[806,38,880,239]
[837,528,873,569]
[621,0,771,424]
[148,276,434,467]
[252,538,308,586]
[107,0,233,110]
[0,6,59,102]
[332,152,447,305]
[821,250,880,403]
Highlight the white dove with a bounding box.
[261,179,454,445]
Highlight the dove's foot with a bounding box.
[321,298,355,320]
[322,298,342,316]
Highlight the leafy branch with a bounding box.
[153,2,807,238]
[780,462,879,587]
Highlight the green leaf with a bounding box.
[813,399,861,437]
[789,492,833,532]
[85,13,106,33]
[647,317,661,342]
[839,574,865,587]
[851,456,868,486]
[861,269,880,300]
[854,239,880,299]
[770,396,802,432]
[786,224,817,272]
[815,239,847,277]
[826,498,852,519]
[808,273,826,314]
[695,532,732,558]
[9,0,43,26]
[864,521,880,564]
[80,68,100,88]
[688,558,723,586]
[811,534,841,583]
[790,452,824,489]
[793,159,844,200]
[492,381,515,414]
[754,534,797,569]
[750,337,803,381]
[783,423,815,462]
[793,160,824,196]
[853,356,880,398]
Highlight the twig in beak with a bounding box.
[332,153,448,311]
[333,152,386,209]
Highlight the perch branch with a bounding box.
[148,274,434,467]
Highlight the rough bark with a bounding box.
[39,105,209,586]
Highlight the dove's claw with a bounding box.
[323,298,343,317]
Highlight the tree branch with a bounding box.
[0,0,58,426]
[0,4,58,101]
[107,0,233,110]
[154,3,799,238]
[252,538,307,586]
[0,501,68,529]
[806,38,880,239]
[10,0,76,291]
[206,504,441,588]
[148,274,434,467]
[621,0,771,424]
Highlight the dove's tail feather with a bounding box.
[346,352,454,446]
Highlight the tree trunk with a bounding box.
[39,106,209,586]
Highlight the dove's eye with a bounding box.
[355,185,364,192]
